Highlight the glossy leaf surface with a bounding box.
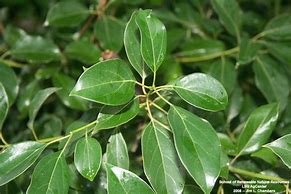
[0,63,18,106]
[0,142,45,186]
[135,10,167,72]
[52,73,87,111]
[94,99,139,132]
[74,137,102,181]
[0,83,8,130]
[10,36,60,64]
[28,87,59,130]
[106,164,155,194]
[265,134,291,168]
[26,152,69,194]
[106,132,129,169]
[168,106,221,194]
[238,103,279,155]
[174,73,228,111]
[70,59,136,105]
[124,11,149,77]
[142,122,184,194]
[46,1,89,27]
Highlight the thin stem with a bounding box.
[151,102,168,115]
[229,166,287,181]
[146,97,154,122]
[31,128,39,141]
[59,134,72,156]
[152,118,171,131]
[176,47,239,63]
[152,71,157,88]
[156,91,173,107]
[0,132,9,145]
[0,59,25,68]
[77,14,96,39]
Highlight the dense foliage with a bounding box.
[0,0,291,193]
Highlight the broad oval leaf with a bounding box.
[142,122,184,194]
[28,87,60,130]
[70,59,136,106]
[93,99,139,132]
[10,35,60,64]
[264,134,291,168]
[46,1,89,27]
[0,141,46,186]
[0,83,8,130]
[26,152,69,194]
[174,73,228,111]
[208,59,236,94]
[74,137,102,181]
[52,73,87,111]
[64,39,101,65]
[135,10,167,72]
[0,63,19,106]
[237,103,279,155]
[95,16,125,52]
[168,106,221,194]
[263,14,291,41]
[238,37,261,65]
[211,0,241,38]
[3,25,27,48]
[124,11,150,78]
[106,132,129,169]
[253,56,289,110]
[106,164,155,194]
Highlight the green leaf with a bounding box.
[3,25,27,48]
[70,59,136,106]
[251,148,278,166]
[135,10,167,72]
[52,73,87,111]
[211,0,241,38]
[106,132,129,169]
[106,164,155,194]
[74,137,102,181]
[17,80,39,117]
[28,87,60,130]
[64,39,101,64]
[0,181,23,194]
[168,106,221,194]
[266,41,291,66]
[0,141,46,186]
[238,38,261,65]
[26,152,69,194]
[225,87,243,123]
[124,11,149,77]
[0,83,9,130]
[45,1,89,27]
[142,122,184,194]
[95,16,125,52]
[253,56,289,110]
[174,73,228,111]
[208,59,236,94]
[237,103,279,155]
[10,35,60,64]
[0,62,19,106]
[263,14,291,41]
[264,134,291,168]
[177,39,225,58]
[93,99,139,132]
